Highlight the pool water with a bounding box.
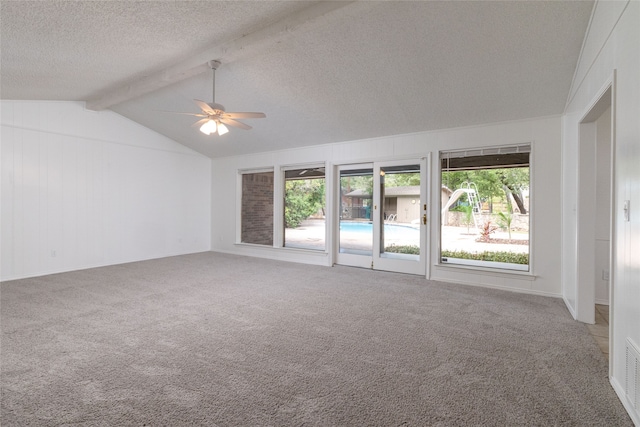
[339,221,419,240]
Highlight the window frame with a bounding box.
[281,163,327,252]
[438,143,532,273]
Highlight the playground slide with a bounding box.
[441,188,470,216]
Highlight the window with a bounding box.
[440,144,530,271]
[241,171,274,245]
[283,167,326,250]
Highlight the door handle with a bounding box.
[422,214,427,225]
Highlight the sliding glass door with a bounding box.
[337,165,374,268]
[336,159,427,275]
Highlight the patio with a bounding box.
[284,220,529,255]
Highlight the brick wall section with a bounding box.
[241,172,274,245]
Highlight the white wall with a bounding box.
[1,101,212,281]
[211,115,563,297]
[562,0,640,423]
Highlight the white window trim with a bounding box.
[438,142,533,274]
[280,162,328,252]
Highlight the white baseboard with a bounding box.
[610,376,640,426]
[563,295,577,320]
[0,249,211,282]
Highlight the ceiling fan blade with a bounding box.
[194,99,215,115]
[222,112,266,119]
[159,111,208,117]
[192,118,210,128]
[220,117,252,130]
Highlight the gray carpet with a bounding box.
[1,252,632,426]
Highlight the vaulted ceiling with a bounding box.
[1,1,594,158]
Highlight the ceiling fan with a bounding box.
[178,60,266,136]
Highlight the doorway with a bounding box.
[335,159,428,275]
[576,81,614,368]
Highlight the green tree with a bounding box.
[497,168,529,214]
[384,172,420,187]
[442,167,529,213]
[285,179,325,228]
[342,175,373,195]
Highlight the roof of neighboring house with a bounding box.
[384,186,420,196]
[344,189,372,198]
[346,185,452,198]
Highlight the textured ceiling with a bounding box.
[1,1,314,101]
[2,1,594,158]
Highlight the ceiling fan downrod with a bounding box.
[208,60,221,106]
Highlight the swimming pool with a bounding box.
[339,221,419,240]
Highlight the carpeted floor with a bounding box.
[1,252,632,426]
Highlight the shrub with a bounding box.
[441,249,528,265]
[496,211,513,239]
[285,179,324,228]
[384,245,420,255]
[383,246,529,264]
[477,220,499,242]
[460,205,474,233]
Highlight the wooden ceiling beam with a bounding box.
[85,1,354,111]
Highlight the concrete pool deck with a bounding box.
[284,219,529,254]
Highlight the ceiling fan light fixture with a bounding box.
[217,122,229,136]
[169,60,264,136]
[200,119,217,135]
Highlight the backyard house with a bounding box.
[382,186,421,223]
[343,185,422,223]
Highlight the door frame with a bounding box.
[372,158,428,275]
[334,157,429,276]
[334,163,375,269]
[575,72,616,377]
